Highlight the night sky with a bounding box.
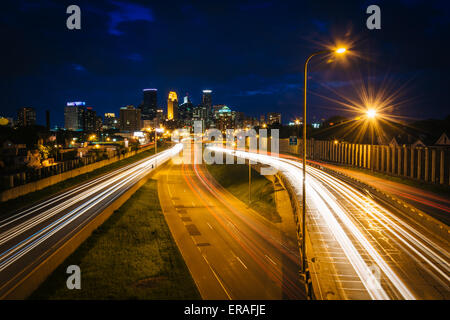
[1,0,449,127]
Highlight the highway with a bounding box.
[309,160,450,226]
[156,159,306,299]
[0,144,182,298]
[209,145,450,300]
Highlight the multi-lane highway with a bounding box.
[156,159,306,299]
[0,139,448,300]
[209,146,449,300]
[0,144,182,298]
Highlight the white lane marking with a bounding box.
[207,222,213,230]
[202,254,232,300]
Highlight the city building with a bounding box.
[178,94,194,126]
[259,114,265,126]
[193,105,207,131]
[234,111,245,129]
[83,107,97,132]
[267,112,281,125]
[64,102,85,131]
[104,113,119,130]
[155,109,164,127]
[202,90,212,123]
[215,105,235,131]
[167,91,178,120]
[17,107,36,127]
[119,105,141,132]
[141,88,158,120]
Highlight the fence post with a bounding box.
[398,147,402,176]
[431,149,436,183]
[417,148,422,180]
[391,146,396,175]
[410,146,415,179]
[440,149,444,185]
[424,147,429,182]
[403,146,408,176]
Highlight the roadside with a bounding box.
[205,163,280,223]
[306,158,450,226]
[29,178,200,299]
[1,143,169,217]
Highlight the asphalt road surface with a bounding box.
[156,160,306,299]
[209,146,449,300]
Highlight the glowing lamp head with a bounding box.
[366,109,376,119]
[336,48,346,54]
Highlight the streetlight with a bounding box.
[301,47,347,275]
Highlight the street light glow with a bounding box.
[336,48,346,54]
[367,109,376,118]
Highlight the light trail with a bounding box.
[0,144,182,290]
[208,146,450,300]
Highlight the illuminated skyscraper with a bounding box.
[167,91,178,120]
[202,90,212,123]
[142,88,157,120]
[64,102,85,131]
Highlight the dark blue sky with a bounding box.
[1,0,449,126]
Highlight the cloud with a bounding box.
[126,53,143,62]
[108,1,154,36]
[72,64,87,72]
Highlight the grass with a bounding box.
[206,163,281,223]
[1,143,170,217]
[29,178,201,300]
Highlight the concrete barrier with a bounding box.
[0,146,154,202]
[1,160,170,300]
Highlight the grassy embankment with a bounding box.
[206,163,281,222]
[1,143,170,216]
[30,178,200,299]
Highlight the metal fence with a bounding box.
[280,139,450,186]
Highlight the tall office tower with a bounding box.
[142,88,158,120]
[178,93,194,126]
[83,107,97,132]
[266,112,281,125]
[167,91,178,120]
[202,90,212,122]
[64,102,85,131]
[119,105,141,132]
[17,107,36,127]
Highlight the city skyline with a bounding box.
[1,0,449,127]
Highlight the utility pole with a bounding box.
[155,129,157,155]
[248,159,251,205]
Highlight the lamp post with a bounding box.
[301,47,347,274]
[155,129,157,154]
[366,109,376,171]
